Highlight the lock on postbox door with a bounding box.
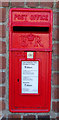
[9,8,52,112]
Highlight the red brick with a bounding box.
[40,1,53,8]
[0,86,5,97]
[0,114,2,118]
[26,0,39,7]
[8,115,21,120]
[52,87,59,99]
[11,2,24,7]
[23,115,36,120]
[0,8,6,22]
[54,12,59,26]
[0,100,5,111]
[53,43,59,56]
[0,56,6,69]
[0,25,6,38]
[38,115,50,120]
[0,2,9,7]
[2,2,9,7]
[0,72,5,84]
[52,101,59,112]
[52,73,59,85]
[56,1,59,9]
[53,27,59,41]
[0,41,6,54]
[0,2,2,6]
[53,59,59,71]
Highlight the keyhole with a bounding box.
[17,79,19,82]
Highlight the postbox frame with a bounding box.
[9,8,52,113]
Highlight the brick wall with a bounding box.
[0,1,59,120]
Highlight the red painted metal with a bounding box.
[9,8,52,113]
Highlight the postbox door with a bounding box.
[9,51,51,112]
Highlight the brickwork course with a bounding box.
[0,0,59,120]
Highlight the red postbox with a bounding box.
[9,8,52,112]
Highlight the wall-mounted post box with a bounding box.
[9,8,52,113]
